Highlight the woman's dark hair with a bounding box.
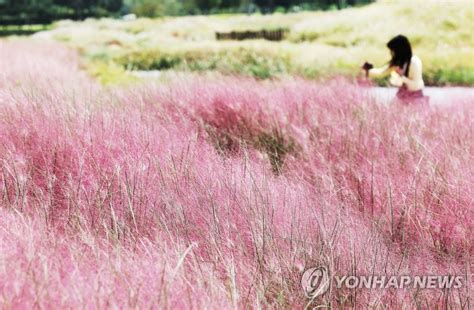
[387,35,412,76]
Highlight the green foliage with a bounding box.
[114,46,291,79]
[424,68,474,86]
[0,0,123,27]
[86,60,137,85]
[129,0,184,17]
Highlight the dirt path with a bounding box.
[371,87,474,104]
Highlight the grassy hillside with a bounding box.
[33,0,474,85]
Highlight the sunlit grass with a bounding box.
[30,0,474,85]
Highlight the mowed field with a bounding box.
[0,0,474,308]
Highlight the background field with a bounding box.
[29,0,474,85]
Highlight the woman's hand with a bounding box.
[361,62,373,78]
[362,62,373,71]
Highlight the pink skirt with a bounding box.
[396,85,429,104]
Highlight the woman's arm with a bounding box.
[389,71,403,87]
[368,64,391,78]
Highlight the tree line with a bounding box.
[0,0,374,25]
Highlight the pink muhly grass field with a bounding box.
[0,41,472,308]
